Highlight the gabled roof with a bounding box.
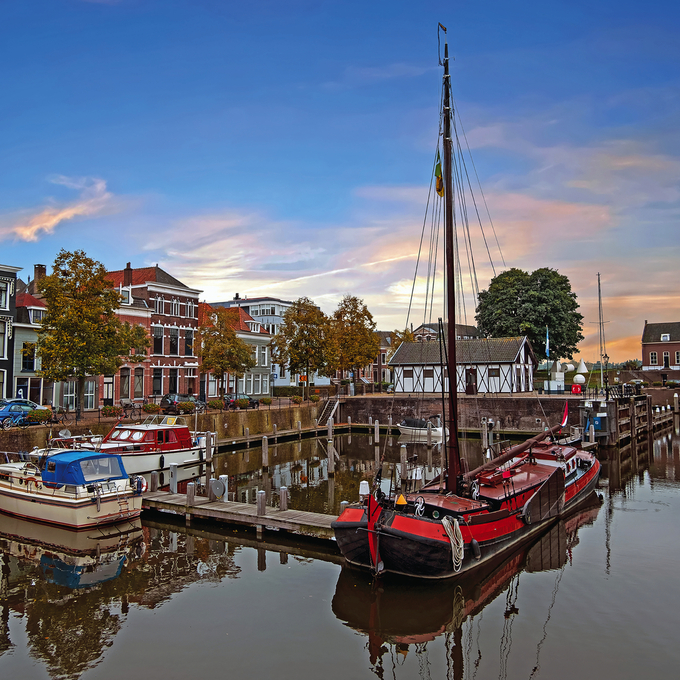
[642,322,680,343]
[389,337,534,366]
[16,293,45,309]
[198,302,270,336]
[107,265,192,290]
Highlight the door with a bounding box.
[465,368,478,395]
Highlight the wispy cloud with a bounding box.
[324,62,432,89]
[1,177,114,242]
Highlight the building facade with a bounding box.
[13,293,47,405]
[641,321,680,371]
[0,264,22,400]
[389,337,536,394]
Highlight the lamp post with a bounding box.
[603,352,610,401]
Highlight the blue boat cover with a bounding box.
[41,451,128,486]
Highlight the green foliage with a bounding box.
[27,409,51,423]
[197,307,256,397]
[101,405,123,418]
[260,397,272,405]
[178,401,195,413]
[621,359,642,370]
[236,398,250,409]
[36,250,150,411]
[208,399,225,410]
[290,395,303,404]
[142,403,161,413]
[309,394,320,402]
[273,386,303,397]
[475,267,584,361]
[327,295,380,381]
[387,328,415,361]
[652,381,662,387]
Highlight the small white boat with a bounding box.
[398,416,447,440]
[0,450,143,529]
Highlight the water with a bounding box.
[2,426,680,679]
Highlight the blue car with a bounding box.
[0,402,33,430]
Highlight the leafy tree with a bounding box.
[197,307,256,398]
[271,297,329,399]
[37,250,149,418]
[475,267,584,361]
[327,295,381,383]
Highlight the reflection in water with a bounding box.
[332,501,601,680]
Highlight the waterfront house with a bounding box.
[0,264,22,400]
[641,321,680,371]
[13,293,47,405]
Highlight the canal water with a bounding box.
[2,426,680,679]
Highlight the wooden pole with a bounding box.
[400,444,407,491]
[150,470,159,492]
[186,482,195,524]
[327,439,335,476]
[257,489,266,515]
[427,420,432,447]
[374,419,379,441]
[348,415,351,431]
[273,423,277,442]
[327,417,333,439]
[280,485,288,511]
[262,436,269,467]
[205,431,213,499]
[169,464,178,494]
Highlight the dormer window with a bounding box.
[661,334,670,341]
[121,289,131,304]
[30,308,45,324]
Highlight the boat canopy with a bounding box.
[41,451,128,486]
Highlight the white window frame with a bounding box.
[650,351,658,365]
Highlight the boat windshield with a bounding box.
[78,456,124,482]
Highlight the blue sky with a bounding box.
[2,0,679,361]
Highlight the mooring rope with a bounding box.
[441,515,464,572]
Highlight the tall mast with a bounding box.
[442,39,462,492]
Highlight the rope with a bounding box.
[441,515,464,572]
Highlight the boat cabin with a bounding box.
[101,416,194,452]
[41,451,128,488]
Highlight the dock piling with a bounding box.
[150,471,159,492]
[400,444,407,490]
[280,486,289,511]
[327,439,335,476]
[262,436,269,467]
[186,482,195,522]
[257,489,266,516]
[374,419,379,441]
[169,464,178,494]
[347,416,351,431]
[327,417,334,439]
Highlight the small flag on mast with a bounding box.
[435,151,445,197]
[546,326,550,358]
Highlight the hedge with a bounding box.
[27,409,52,423]
[101,405,123,418]
[309,395,320,402]
[208,399,224,410]
[143,403,161,413]
[178,401,195,413]
[273,386,303,397]
[290,395,303,405]
[261,397,272,405]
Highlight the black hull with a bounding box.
[331,518,372,568]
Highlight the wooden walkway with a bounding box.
[142,491,336,540]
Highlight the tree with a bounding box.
[475,267,584,361]
[197,307,256,398]
[271,297,329,399]
[327,295,381,383]
[386,327,415,361]
[37,249,149,418]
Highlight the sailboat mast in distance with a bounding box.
[442,37,462,492]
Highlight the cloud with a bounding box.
[324,63,432,89]
[1,177,114,243]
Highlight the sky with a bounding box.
[1,0,679,363]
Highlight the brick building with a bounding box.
[641,321,680,371]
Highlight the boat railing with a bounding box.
[141,415,188,427]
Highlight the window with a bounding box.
[169,368,178,393]
[134,368,144,398]
[423,369,434,379]
[650,352,658,365]
[246,374,253,394]
[260,346,267,367]
[169,328,179,355]
[661,334,670,341]
[0,369,5,399]
[153,327,163,354]
[403,369,414,379]
[254,373,261,394]
[489,368,501,378]
[186,300,196,318]
[30,309,45,324]
[0,281,8,309]
[64,382,77,410]
[381,353,386,364]
[663,351,670,368]
[153,368,163,396]
[676,352,680,365]
[121,289,131,304]
[120,368,131,399]
[208,374,217,397]
[22,342,35,372]
[155,296,164,314]
[185,330,193,356]
[171,299,180,316]
[84,379,96,410]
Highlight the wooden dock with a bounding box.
[142,490,337,540]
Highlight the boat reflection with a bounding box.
[331,499,601,679]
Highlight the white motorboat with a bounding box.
[0,450,143,529]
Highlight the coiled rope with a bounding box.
[441,515,464,572]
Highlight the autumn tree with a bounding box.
[475,267,584,361]
[327,295,380,384]
[271,297,329,399]
[37,249,149,418]
[387,327,415,361]
[197,307,256,398]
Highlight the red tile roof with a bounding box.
[198,302,269,335]
[107,265,194,290]
[16,293,45,308]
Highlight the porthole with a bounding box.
[432,510,440,519]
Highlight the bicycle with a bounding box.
[120,400,143,421]
[1,414,30,430]
[42,408,74,427]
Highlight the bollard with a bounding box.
[328,440,335,476]
[374,419,379,441]
[589,424,595,443]
[340,500,349,514]
[273,423,278,441]
[256,489,266,516]
[327,417,334,439]
[369,416,373,426]
[186,482,195,522]
[262,436,269,467]
[388,415,392,427]
[169,464,178,494]
[246,427,250,439]
[280,486,289,511]
[427,421,432,447]
[348,416,351,430]
[150,470,159,492]
[400,444,408,490]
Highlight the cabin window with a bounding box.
[157,431,164,444]
[118,430,131,440]
[110,429,121,440]
[131,431,144,441]
[650,352,658,365]
[79,456,123,482]
[47,461,56,472]
[489,368,500,378]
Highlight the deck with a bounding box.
[142,490,336,539]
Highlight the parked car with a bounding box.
[0,398,40,410]
[160,394,204,415]
[223,393,259,409]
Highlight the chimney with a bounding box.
[124,262,133,286]
[34,264,46,285]
[234,293,240,300]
